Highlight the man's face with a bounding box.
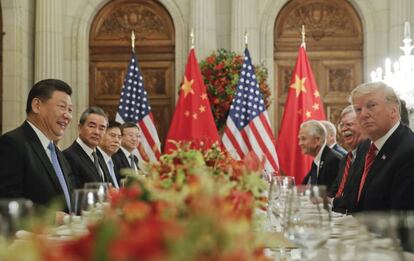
[339,112,362,150]
[353,91,398,141]
[34,90,73,141]
[78,113,107,149]
[298,127,321,157]
[99,127,121,156]
[121,127,140,152]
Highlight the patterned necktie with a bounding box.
[335,152,353,198]
[108,159,119,189]
[129,154,137,172]
[92,151,105,181]
[48,142,71,211]
[357,143,378,202]
[310,162,318,184]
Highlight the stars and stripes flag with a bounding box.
[116,52,161,161]
[222,48,279,174]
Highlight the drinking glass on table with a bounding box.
[284,185,331,260]
[267,176,295,232]
[84,182,112,203]
[71,188,102,226]
[0,198,34,238]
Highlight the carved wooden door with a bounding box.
[89,0,175,146]
[274,0,363,132]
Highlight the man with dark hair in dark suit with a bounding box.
[64,106,110,188]
[299,120,342,191]
[0,79,75,211]
[112,122,140,175]
[349,81,414,212]
[98,121,122,188]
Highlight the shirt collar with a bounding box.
[76,137,95,157]
[26,120,52,151]
[97,146,111,163]
[120,146,132,158]
[313,144,326,167]
[373,122,400,152]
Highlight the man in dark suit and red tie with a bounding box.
[349,81,414,212]
[0,79,75,211]
[299,120,342,191]
[327,105,369,213]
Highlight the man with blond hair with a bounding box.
[299,120,342,190]
[349,81,414,212]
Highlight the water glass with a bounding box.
[0,198,34,237]
[84,182,112,203]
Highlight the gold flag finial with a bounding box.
[301,25,306,49]
[244,31,248,48]
[190,29,194,49]
[131,31,136,52]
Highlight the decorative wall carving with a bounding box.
[328,68,353,93]
[142,70,166,95]
[96,69,123,96]
[97,5,169,40]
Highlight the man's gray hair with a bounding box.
[320,120,337,137]
[349,81,401,113]
[341,104,355,118]
[300,120,326,142]
[79,106,108,126]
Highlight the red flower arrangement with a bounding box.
[200,49,272,131]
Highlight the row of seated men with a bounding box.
[0,79,141,212]
[299,81,414,213]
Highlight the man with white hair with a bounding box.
[349,81,414,211]
[320,120,347,157]
[299,120,342,190]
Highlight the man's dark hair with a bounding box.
[26,79,72,114]
[120,122,139,135]
[107,120,121,130]
[79,106,108,126]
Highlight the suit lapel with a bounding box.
[73,142,102,181]
[22,122,62,191]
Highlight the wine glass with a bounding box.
[0,198,34,238]
[84,182,112,203]
[284,185,331,260]
[71,188,102,227]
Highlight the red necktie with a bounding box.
[357,143,377,202]
[335,152,353,198]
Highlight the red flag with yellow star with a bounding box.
[164,49,220,153]
[276,45,326,183]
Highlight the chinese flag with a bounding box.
[276,45,326,183]
[164,49,220,153]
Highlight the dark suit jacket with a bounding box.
[332,143,347,157]
[0,121,75,210]
[63,141,110,188]
[331,140,370,213]
[112,149,138,178]
[350,124,414,212]
[302,146,342,191]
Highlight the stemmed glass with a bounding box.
[0,198,34,238]
[267,176,295,232]
[284,185,331,260]
[70,188,101,233]
[84,182,112,204]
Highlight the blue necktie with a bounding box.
[310,162,318,185]
[48,142,71,211]
[129,154,138,172]
[108,159,119,188]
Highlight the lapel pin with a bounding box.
[381,155,386,160]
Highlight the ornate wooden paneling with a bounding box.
[274,0,363,136]
[89,0,175,148]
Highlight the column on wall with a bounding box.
[35,0,64,81]
[231,0,259,61]
[190,0,217,59]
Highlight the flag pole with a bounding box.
[190,28,194,49]
[131,31,136,53]
[301,25,306,49]
[244,31,248,49]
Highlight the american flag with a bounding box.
[222,48,279,173]
[116,52,161,161]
